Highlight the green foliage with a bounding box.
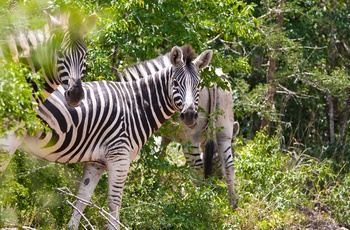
[0,151,81,228]
[82,0,260,87]
[2,131,349,229]
[236,131,350,228]
[1,0,350,229]
[0,62,46,136]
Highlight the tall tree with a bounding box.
[260,0,286,134]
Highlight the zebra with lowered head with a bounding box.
[0,11,97,107]
[0,11,96,171]
[0,45,212,229]
[117,49,239,209]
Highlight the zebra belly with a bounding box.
[21,134,103,163]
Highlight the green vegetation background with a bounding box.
[1,0,350,229]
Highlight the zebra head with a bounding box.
[46,11,97,107]
[169,45,213,128]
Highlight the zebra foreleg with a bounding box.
[106,156,131,230]
[68,162,105,230]
[183,144,203,170]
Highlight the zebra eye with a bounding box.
[173,79,179,88]
[57,50,64,58]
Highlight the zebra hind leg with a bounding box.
[217,137,237,209]
[68,162,105,230]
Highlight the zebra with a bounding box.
[0,45,213,229]
[162,71,240,209]
[0,11,96,171]
[116,51,239,208]
[0,11,97,107]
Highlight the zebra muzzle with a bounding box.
[65,79,84,107]
[180,108,198,128]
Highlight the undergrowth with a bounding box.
[0,132,349,229]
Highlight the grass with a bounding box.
[0,131,349,229]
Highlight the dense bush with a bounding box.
[1,0,350,229]
[1,131,349,229]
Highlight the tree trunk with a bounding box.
[326,90,335,144]
[325,0,337,144]
[260,56,276,133]
[338,91,350,144]
[111,45,121,79]
[260,0,286,134]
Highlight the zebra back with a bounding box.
[117,53,171,82]
[117,45,201,82]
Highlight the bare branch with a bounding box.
[67,200,94,230]
[276,84,313,100]
[326,90,335,144]
[219,39,242,55]
[56,187,129,230]
[276,84,297,96]
[205,34,221,45]
[269,46,327,52]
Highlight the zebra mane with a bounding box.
[180,44,196,66]
[118,44,197,82]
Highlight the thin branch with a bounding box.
[67,200,94,230]
[55,187,129,230]
[276,84,297,96]
[269,45,327,52]
[286,72,329,93]
[262,178,286,202]
[338,91,350,144]
[205,34,221,45]
[326,90,335,144]
[219,39,242,55]
[259,8,292,20]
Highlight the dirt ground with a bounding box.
[289,205,349,230]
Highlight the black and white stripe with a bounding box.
[0,11,96,107]
[117,49,239,209]
[0,11,96,172]
[163,72,240,209]
[4,45,212,229]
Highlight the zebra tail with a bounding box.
[204,139,215,179]
[204,82,217,179]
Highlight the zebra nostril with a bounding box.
[194,112,198,121]
[180,113,185,121]
[66,90,71,98]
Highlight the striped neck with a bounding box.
[136,67,177,138]
[28,32,62,105]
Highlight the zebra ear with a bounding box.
[81,13,97,36]
[194,50,213,70]
[170,46,184,66]
[233,121,240,137]
[43,10,61,27]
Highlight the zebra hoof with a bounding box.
[231,199,238,209]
